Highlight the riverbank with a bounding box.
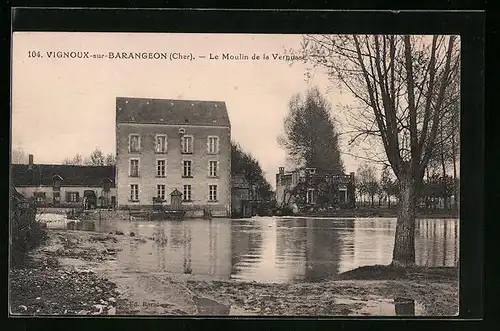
[9,229,201,316]
[9,228,459,316]
[291,208,458,219]
[38,207,459,222]
[9,230,138,315]
[186,266,458,316]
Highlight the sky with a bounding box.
[12,32,363,188]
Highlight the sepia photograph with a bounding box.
[10,30,461,317]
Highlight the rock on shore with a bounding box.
[9,256,120,316]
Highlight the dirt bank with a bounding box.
[185,265,458,316]
[186,276,458,316]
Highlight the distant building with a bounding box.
[275,166,355,210]
[12,154,116,208]
[115,97,231,217]
[231,174,252,218]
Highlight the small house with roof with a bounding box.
[11,154,116,208]
[115,97,231,216]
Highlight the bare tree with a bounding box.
[356,162,379,208]
[300,35,459,266]
[63,153,83,165]
[84,148,105,166]
[12,147,29,164]
[63,150,115,167]
[104,153,116,166]
[380,165,397,208]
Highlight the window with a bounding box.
[129,134,141,153]
[183,160,192,177]
[155,135,167,153]
[34,192,46,203]
[306,188,315,204]
[209,161,218,177]
[157,159,166,177]
[306,168,316,175]
[338,188,347,203]
[181,135,193,154]
[183,185,192,201]
[129,159,139,177]
[207,136,219,154]
[157,184,166,201]
[209,185,218,202]
[66,192,80,202]
[130,184,139,201]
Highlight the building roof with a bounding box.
[116,97,231,127]
[11,164,116,187]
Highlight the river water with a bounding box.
[69,216,459,283]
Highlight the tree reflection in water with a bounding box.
[304,218,355,282]
[231,220,263,278]
[394,297,416,316]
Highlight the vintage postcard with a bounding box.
[10,31,460,317]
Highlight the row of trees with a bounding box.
[12,147,116,166]
[63,148,115,166]
[356,162,458,211]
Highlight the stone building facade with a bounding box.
[275,166,356,210]
[115,97,231,217]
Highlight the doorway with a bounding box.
[83,190,97,209]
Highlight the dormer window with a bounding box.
[52,174,63,190]
[102,179,111,192]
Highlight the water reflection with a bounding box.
[415,219,459,267]
[304,219,353,282]
[394,298,416,316]
[94,219,232,279]
[40,214,459,283]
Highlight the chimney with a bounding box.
[279,167,285,175]
[28,154,34,170]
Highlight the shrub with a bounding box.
[10,201,47,267]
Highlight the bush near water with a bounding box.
[10,195,47,266]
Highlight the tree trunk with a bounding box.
[451,133,459,213]
[391,176,417,267]
[440,144,448,211]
